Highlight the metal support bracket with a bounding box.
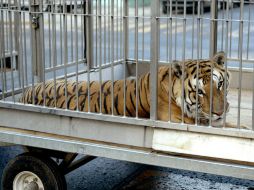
[63,155,97,175]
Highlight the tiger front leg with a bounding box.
[157,102,195,124]
[157,103,181,123]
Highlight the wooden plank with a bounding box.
[153,129,254,165]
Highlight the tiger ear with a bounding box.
[172,61,182,78]
[212,51,226,65]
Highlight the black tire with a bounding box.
[1,152,67,190]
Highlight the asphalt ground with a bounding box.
[1,146,254,190]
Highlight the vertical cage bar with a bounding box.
[191,1,195,59]
[81,3,85,61]
[86,0,92,112]
[195,0,201,125]
[18,1,25,99]
[108,0,111,67]
[120,0,123,60]
[74,0,79,111]
[60,5,63,66]
[14,0,21,89]
[39,3,46,107]
[229,5,233,57]
[23,7,28,86]
[52,5,57,108]
[63,0,68,109]
[252,61,254,130]
[209,0,218,126]
[210,0,218,57]
[123,0,129,60]
[70,2,74,63]
[5,7,8,53]
[246,2,251,59]
[0,4,6,100]
[116,0,119,61]
[98,0,102,113]
[135,0,138,117]
[223,0,230,128]
[220,0,225,51]
[237,0,244,128]
[5,2,9,52]
[150,0,160,121]
[252,3,254,131]
[168,0,173,122]
[200,1,204,58]
[103,0,106,67]
[110,0,114,115]
[181,0,187,123]
[8,3,15,102]
[142,0,144,61]
[31,0,43,82]
[48,9,52,68]
[0,4,2,95]
[29,0,35,104]
[123,0,128,116]
[174,1,178,60]
[95,0,98,68]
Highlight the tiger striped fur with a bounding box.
[20,52,230,126]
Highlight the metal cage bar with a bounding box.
[150,0,159,121]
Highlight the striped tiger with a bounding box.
[20,51,230,126]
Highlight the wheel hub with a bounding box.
[13,171,44,190]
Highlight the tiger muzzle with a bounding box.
[213,101,229,116]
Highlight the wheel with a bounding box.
[1,153,66,190]
[1,153,67,190]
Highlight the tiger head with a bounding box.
[160,51,231,126]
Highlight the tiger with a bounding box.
[20,51,230,127]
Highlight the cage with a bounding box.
[1,0,254,185]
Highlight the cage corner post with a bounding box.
[84,0,94,69]
[150,0,160,121]
[210,0,218,57]
[13,0,19,71]
[30,0,44,82]
[123,0,129,65]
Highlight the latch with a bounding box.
[31,16,39,29]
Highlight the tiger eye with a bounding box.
[198,89,203,95]
[218,81,223,88]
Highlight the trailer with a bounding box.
[1,0,254,189]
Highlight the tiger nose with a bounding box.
[213,102,229,116]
